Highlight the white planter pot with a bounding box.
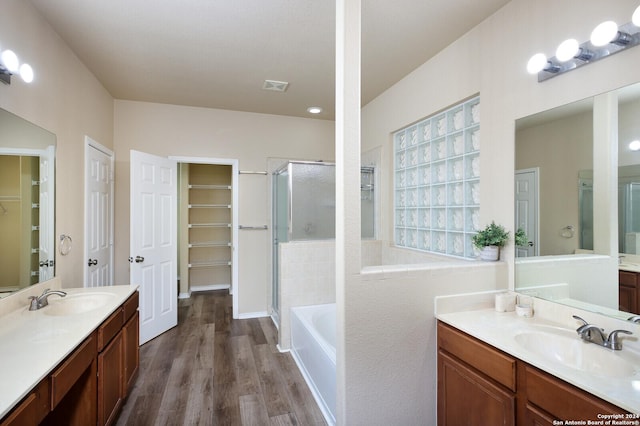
[479,245,500,261]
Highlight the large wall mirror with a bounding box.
[0,108,56,297]
[514,81,640,320]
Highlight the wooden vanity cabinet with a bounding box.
[438,322,516,426]
[518,364,625,425]
[437,321,628,426]
[98,291,139,426]
[0,291,139,426]
[619,270,639,314]
[0,380,49,426]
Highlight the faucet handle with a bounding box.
[572,315,589,326]
[28,296,39,311]
[605,329,633,350]
[628,315,640,324]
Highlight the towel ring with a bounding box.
[561,225,574,239]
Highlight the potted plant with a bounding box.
[514,227,529,247]
[472,221,510,261]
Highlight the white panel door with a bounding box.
[130,150,177,344]
[85,139,114,287]
[515,168,539,257]
[39,146,55,281]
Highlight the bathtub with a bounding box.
[290,303,336,426]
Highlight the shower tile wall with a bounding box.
[394,96,480,259]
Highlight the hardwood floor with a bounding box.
[116,290,326,426]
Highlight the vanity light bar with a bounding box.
[0,47,34,85]
[530,21,640,82]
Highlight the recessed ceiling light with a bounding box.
[307,107,322,114]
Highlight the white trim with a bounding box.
[169,155,240,319]
[190,284,230,292]
[0,147,49,156]
[238,311,268,319]
[84,136,115,287]
[178,292,191,299]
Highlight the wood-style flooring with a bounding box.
[116,290,326,426]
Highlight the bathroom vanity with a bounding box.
[0,284,139,426]
[436,293,639,425]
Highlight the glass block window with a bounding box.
[393,96,480,259]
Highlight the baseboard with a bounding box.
[238,310,268,319]
[190,284,230,293]
[178,292,191,299]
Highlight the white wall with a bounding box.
[113,100,334,315]
[0,0,114,288]
[349,0,640,423]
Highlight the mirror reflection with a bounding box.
[0,108,56,297]
[514,81,640,320]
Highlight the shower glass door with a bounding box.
[272,166,290,319]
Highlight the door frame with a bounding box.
[170,156,239,319]
[515,167,540,257]
[84,136,114,286]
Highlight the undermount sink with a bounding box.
[514,327,639,379]
[43,292,116,316]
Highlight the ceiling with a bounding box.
[29,0,510,120]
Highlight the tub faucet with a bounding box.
[29,288,67,311]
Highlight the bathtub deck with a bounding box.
[116,290,326,426]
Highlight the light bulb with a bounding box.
[307,107,322,114]
[630,140,640,151]
[19,63,33,83]
[633,5,640,27]
[556,39,580,62]
[526,53,547,74]
[591,21,619,46]
[1,50,19,73]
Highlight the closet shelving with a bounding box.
[184,165,233,289]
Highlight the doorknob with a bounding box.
[88,259,98,266]
[40,260,55,267]
[135,256,145,263]
[528,241,534,247]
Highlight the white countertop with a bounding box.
[0,285,138,419]
[436,293,640,414]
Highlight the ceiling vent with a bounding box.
[262,80,289,92]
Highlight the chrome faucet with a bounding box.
[28,288,67,311]
[573,315,633,350]
[628,315,640,324]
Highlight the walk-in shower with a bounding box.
[271,161,375,321]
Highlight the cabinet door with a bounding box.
[620,283,638,313]
[619,271,639,314]
[98,332,124,426]
[524,403,556,426]
[438,351,515,426]
[123,311,140,396]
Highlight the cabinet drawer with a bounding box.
[98,308,123,352]
[619,270,637,286]
[1,380,49,426]
[438,322,516,391]
[51,333,97,409]
[123,291,139,323]
[524,365,626,420]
